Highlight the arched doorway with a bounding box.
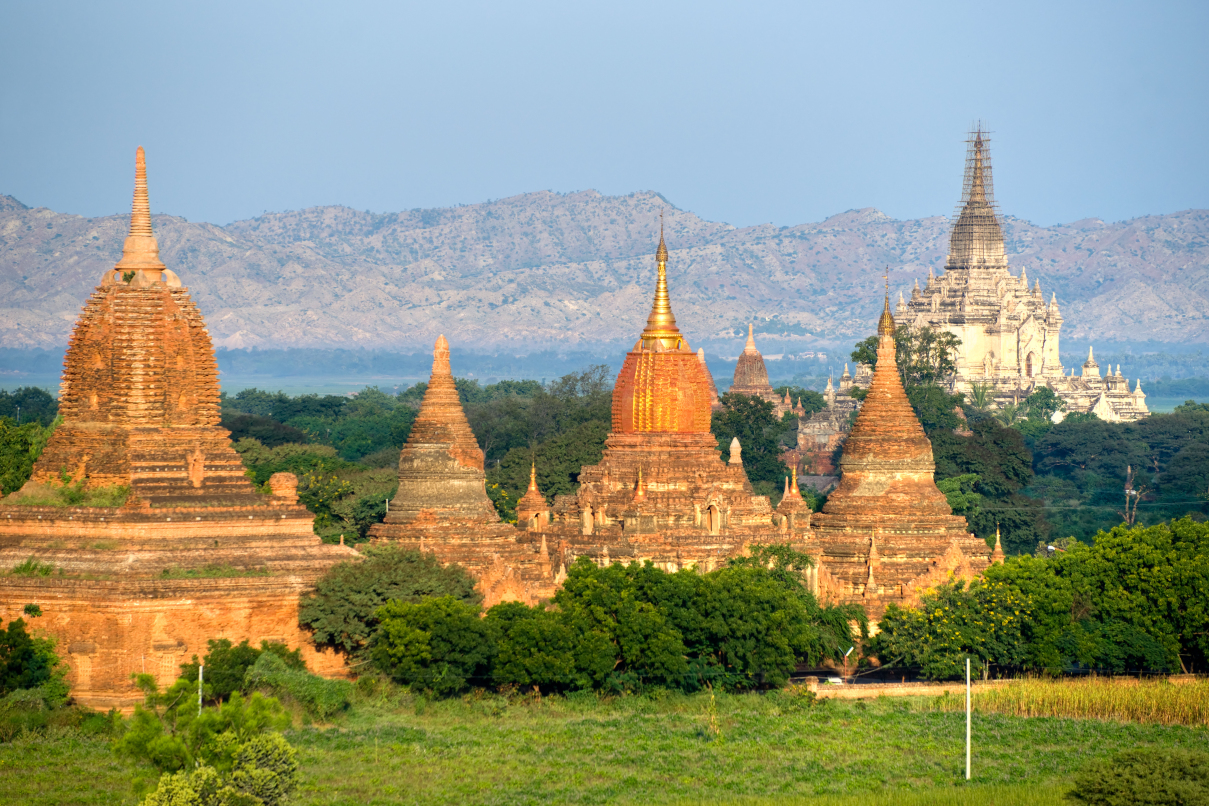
[707,505,721,536]
[1026,351,1037,378]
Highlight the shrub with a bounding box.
[179,639,306,705]
[372,596,494,695]
[299,545,481,655]
[486,603,579,690]
[244,651,351,719]
[1067,748,1209,805]
[0,616,68,706]
[137,731,298,806]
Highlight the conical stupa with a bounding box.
[0,148,355,709]
[808,294,993,617]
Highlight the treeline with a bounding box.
[873,517,1209,677]
[301,544,864,694]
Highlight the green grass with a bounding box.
[5,481,130,508]
[2,690,1204,806]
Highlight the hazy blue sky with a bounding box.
[2,1,1206,228]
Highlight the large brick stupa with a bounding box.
[0,149,356,709]
[542,226,780,570]
[806,293,1001,618]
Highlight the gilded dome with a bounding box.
[611,228,712,434]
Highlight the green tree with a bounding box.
[869,580,1032,679]
[0,417,55,495]
[851,324,961,387]
[0,616,69,707]
[299,546,481,655]
[178,639,306,705]
[371,596,495,695]
[711,393,790,490]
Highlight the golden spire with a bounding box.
[877,269,895,336]
[528,461,538,492]
[640,213,683,350]
[114,146,166,274]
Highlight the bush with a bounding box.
[367,547,867,696]
[0,616,68,706]
[244,651,351,719]
[299,545,481,655]
[371,596,494,695]
[138,731,298,806]
[1067,748,1209,805]
[179,639,306,705]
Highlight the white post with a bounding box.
[965,656,971,780]
[198,663,204,717]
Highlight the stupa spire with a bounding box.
[640,213,683,350]
[114,146,167,274]
[744,323,757,353]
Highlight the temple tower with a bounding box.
[547,224,778,570]
[808,295,993,618]
[900,128,1146,421]
[369,337,552,605]
[0,149,355,709]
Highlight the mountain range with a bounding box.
[2,191,1206,355]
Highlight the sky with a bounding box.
[1,1,1206,229]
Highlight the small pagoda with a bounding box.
[369,336,554,605]
[729,325,789,416]
[0,149,355,709]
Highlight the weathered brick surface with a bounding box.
[808,299,994,618]
[0,149,355,710]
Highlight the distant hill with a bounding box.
[1,190,1206,353]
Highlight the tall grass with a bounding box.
[926,677,1209,727]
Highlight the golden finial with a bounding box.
[655,210,668,265]
[528,461,538,492]
[114,146,166,274]
[877,267,895,336]
[640,215,682,350]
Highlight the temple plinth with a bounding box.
[806,296,993,617]
[0,148,355,709]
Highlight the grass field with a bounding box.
[3,687,1206,806]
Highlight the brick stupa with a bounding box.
[0,149,355,709]
[369,336,553,605]
[544,226,779,570]
[730,324,788,416]
[806,293,996,618]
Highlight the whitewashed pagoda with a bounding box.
[897,128,1148,422]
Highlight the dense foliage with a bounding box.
[178,639,307,705]
[0,416,56,495]
[711,393,792,500]
[1068,748,1209,806]
[370,546,866,695]
[0,386,59,427]
[115,675,298,806]
[299,545,481,655]
[0,614,68,707]
[871,517,1209,677]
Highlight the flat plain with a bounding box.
[3,688,1206,806]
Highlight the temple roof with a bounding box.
[403,335,486,472]
[638,220,685,352]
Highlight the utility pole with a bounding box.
[198,663,204,717]
[965,656,971,781]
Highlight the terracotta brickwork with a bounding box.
[729,325,789,416]
[807,297,996,618]
[0,149,355,710]
[369,337,552,606]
